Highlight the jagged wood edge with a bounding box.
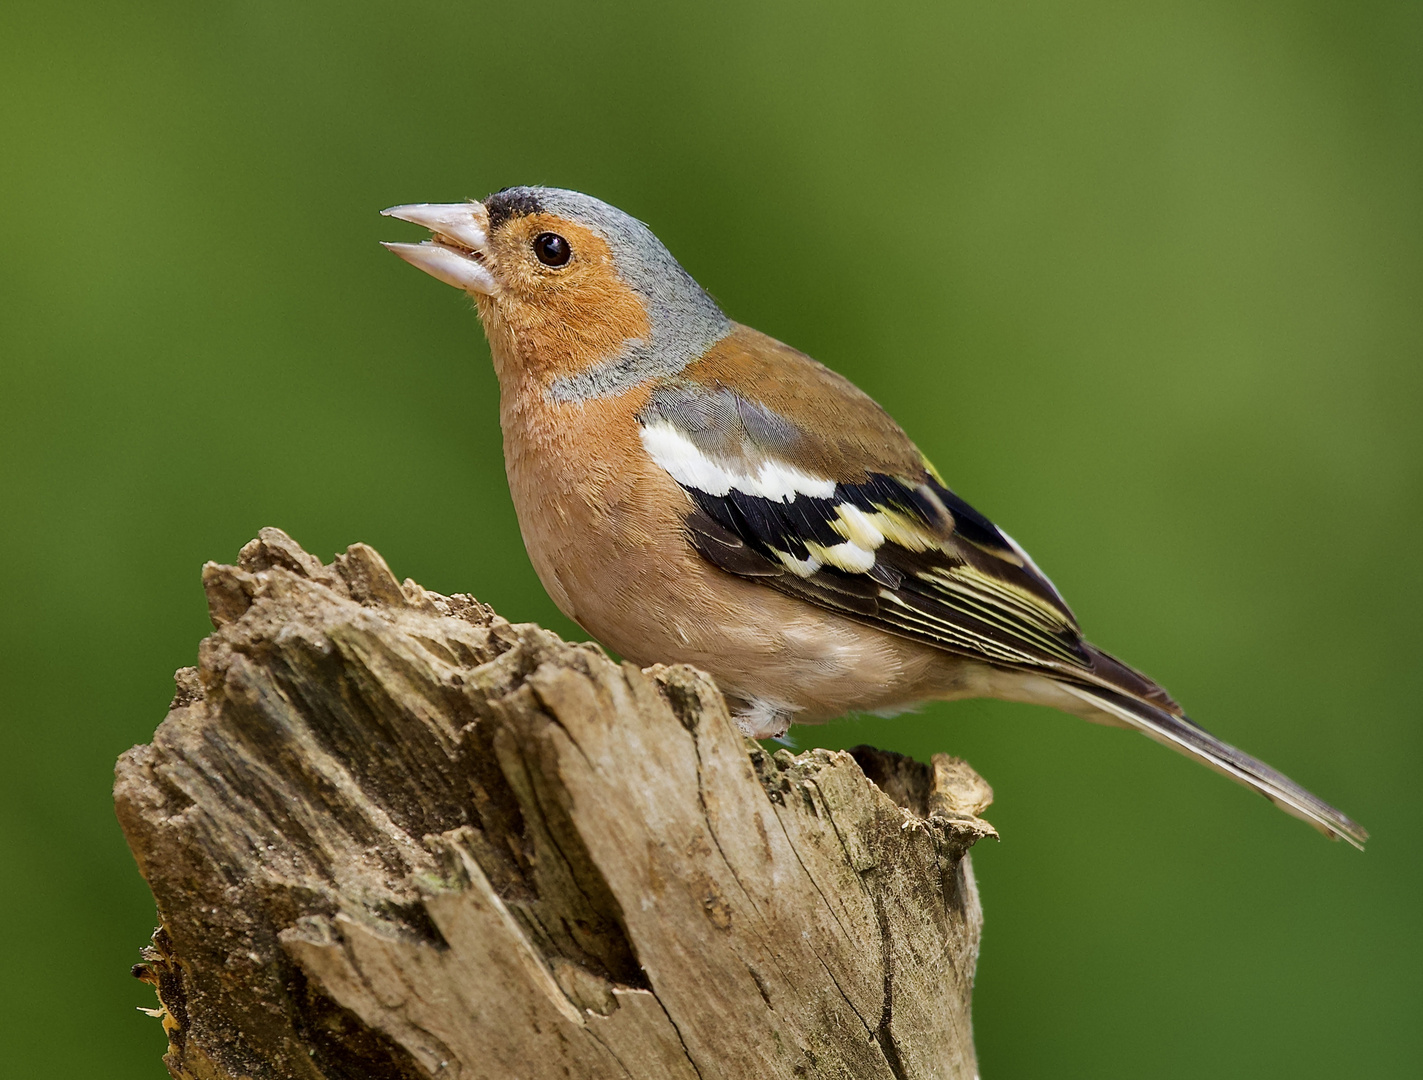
[116,528,996,1080]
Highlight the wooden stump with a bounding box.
[116,529,996,1079]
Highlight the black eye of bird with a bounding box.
[533,232,571,267]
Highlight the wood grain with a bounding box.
[117,529,995,1079]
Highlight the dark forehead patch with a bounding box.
[485,187,545,229]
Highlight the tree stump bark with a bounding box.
[115,529,997,1080]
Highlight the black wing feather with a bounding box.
[686,470,1095,677]
[657,395,1367,847]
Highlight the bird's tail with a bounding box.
[1061,648,1368,849]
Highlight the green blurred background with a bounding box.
[2,0,1419,1075]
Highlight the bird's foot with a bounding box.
[731,697,798,740]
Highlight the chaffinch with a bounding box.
[381,187,1365,847]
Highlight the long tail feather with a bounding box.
[1058,682,1368,849]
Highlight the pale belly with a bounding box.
[496,388,1095,737]
[502,415,991,734]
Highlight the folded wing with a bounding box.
[637,370,1367,847]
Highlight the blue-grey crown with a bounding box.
[484,187,732,401]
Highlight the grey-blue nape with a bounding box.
[487,187,732,403]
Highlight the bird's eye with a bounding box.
[533,232,571,267]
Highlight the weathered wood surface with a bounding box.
[116,529,997,1080]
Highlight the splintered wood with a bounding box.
[116,529,996,1080]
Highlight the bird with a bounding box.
[380,186,1366,848]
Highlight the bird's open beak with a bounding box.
[380,202,498,295]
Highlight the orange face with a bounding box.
[382,188,730,401]
[476,212,650,389]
